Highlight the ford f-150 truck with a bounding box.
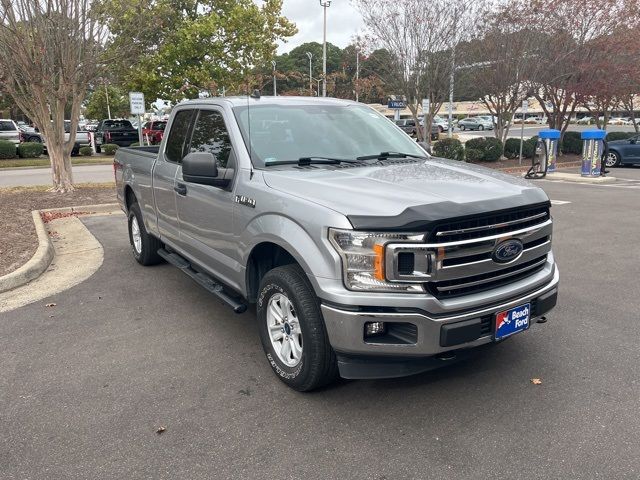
[114,96,559,391]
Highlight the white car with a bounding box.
[0,119,20,146]
[609,117,633,125]
[576,116,593,125]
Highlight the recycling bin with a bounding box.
[538,129,560,174]
[580,130,606,177]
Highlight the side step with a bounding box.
[157,248,248,314]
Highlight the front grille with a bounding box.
[430,205,550,243]
[430,255,548,299]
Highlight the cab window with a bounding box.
[188,110,233,168]
[164,110,194,163]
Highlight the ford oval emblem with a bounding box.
[492,239,524,263]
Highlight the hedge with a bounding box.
[0,140,17,159]
[79,146,93,156]
[606,132,635,142]
[465,148,483,162]
[484,137,504,162]
[560,131,582,155]
[433,138,464,161]
[18,142,44,158]
[464,137,504,162]
[102,143,119,155]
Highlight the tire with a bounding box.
[96,144,101,153]
[460,125,465,131]
[478,125,484,131]
[438,126,444,133]
[127,202,163,266]
[257,264,338,391]
[605,151,621,167]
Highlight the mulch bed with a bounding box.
[0,186,116,277]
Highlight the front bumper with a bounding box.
[320,266,558,378]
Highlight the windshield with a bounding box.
[232,103,426,168]
[104,120,133,129]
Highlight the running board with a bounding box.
[157,248,247,314]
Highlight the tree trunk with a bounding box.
[48,143,74,192]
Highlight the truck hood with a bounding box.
[262,157,549,230]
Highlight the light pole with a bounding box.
[104,80,111,120]
[320,0,331,97]
[271,60,277,96]
[355,44,360,103]
[306,52,313,95]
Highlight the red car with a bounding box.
[141,121,167,145]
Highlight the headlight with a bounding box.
[329,228,425,292]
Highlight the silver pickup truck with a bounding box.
[114,96,559,391]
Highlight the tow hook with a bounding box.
[536,316,548,324]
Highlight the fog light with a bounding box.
[365,321,386,337]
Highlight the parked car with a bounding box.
[431,115,450,132]
[30,121,91,155]
[142,120,167,145]
[576,116,593,125]
[605,134,640,167]
[95,119,139,152]
[608,117,633,126]
[114,96,559,391]
[395,118,439,139]
[457,116,493,131]
[0,119,21,146]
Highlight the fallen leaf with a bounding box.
[530,378,543,385]
[238,388,251,396]
[156,426,166,434]
[45,303,56,307]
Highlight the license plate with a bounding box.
[495,303,530,340]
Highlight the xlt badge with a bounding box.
[235,195,256,208]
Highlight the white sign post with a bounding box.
[422,98,430,141]
[129,92,145,145]
[518,100,529,165]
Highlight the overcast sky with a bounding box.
[275,0,365,53]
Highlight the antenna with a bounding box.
[247,86,254,179]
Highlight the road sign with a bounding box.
[522,100,529,114]
[129,92,145,114]
[388,100,406,109]
[422,98,430,113]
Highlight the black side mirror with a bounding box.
[183,152,230,188]
[630,138,636,144]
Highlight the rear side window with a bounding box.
[0,121,16,131]
[165,110,194,163]
[188,110,232,168]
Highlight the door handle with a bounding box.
[174,183,187,196]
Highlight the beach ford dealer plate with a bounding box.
[495,303,530,340]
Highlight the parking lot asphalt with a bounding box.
[1,167,639,479]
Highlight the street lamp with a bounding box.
[306,52,313,95]
[271,60,277,96]
[320,0,331,97]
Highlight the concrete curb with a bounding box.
[0,203,121,294]
[541,172,617,184]
[0,211,54,294]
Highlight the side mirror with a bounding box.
[629,138,636,144]
[182,152,230,188]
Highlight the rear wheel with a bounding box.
[605,151,621,167]
[460,125,466,131]
[257,264,338,391]
[127,202,163,266]
[478,125,484,131]
[96,144,101,153]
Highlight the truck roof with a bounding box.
[176,96,358,108]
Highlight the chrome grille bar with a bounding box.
[435,211,549,237]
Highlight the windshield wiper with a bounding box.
[264,156,362,167]
[356,151,427,161]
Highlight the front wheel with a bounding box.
[605,151,621,167]
[478,125,484,131]
[257,265,338,391]
[460,125,465,131]
[128,202,163,266]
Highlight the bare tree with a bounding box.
[462,1,541,143]
[524,0,640,139]
[354,0,473,142]
[0,0,107,192]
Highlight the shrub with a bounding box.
[0,140,17,159]
[524,136,538,158]
[484,137,504,162]
[503,138,520,159]
[102,143,119,155]
[433,138,464,161]
[465,148,484,162]
[560,131,582,155]
[606,132,635,142]
[464,137,486,152]
[79,146,93,156]
[18,142,44,158]
[130,142,140,147]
